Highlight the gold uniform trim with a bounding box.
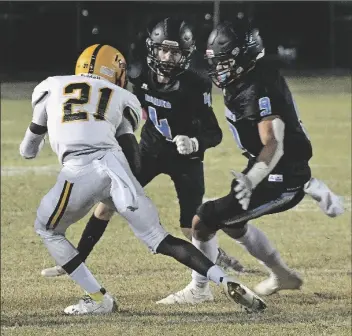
[46,181,74,229]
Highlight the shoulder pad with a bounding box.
[32,77,51,108]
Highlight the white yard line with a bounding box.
[1,165,60,176]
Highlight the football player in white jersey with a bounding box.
[19,44,267,315]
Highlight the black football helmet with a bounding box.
[146,17,196,78]
[205,21,264,88]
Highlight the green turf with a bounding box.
[1,77,351,336]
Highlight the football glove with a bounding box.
[173,135,199,155]
[231,170,253,210]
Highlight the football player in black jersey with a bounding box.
[41,18,248,304]
[162,20,345,299]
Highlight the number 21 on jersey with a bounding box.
[148,106,173,141]
[62,82,112,123]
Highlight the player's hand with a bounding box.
[20,137,45,159]
[231,170,253,210]
[173,135,199,155]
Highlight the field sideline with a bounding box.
[1,77,351,336]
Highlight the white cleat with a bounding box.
[221,276,267,313]
[41,265,66,278]
[254,271,303,296]
[304,177,345,218]
[156,283,214,305]
[64,292,117,315]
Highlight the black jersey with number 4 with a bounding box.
[128,62,222,160]
[224,59,313,185]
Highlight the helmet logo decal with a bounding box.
[100,66,115,78]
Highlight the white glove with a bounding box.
[19,134,46,159]
[231,170,253,210]
[173,135,199,155]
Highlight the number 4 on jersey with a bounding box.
[148,106,172,141]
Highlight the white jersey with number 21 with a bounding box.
[31,74,142,164]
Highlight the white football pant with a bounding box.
[35,149,168,266]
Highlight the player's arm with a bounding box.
[194,94,223,152]
[233,94,285,210]
[115,95,143,177]
[245,115,285,188]
[19,80,49,159]
[173,86,222,156]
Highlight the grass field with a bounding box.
[1,77,351,336]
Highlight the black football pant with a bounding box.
[197,161,311,230]
[138,148,205,229]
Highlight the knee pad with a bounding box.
[35,218,79,266]
[196,201,217,227]
[34,216,49,236]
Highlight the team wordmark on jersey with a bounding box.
[145,94,172,109]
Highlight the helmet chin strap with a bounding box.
[156,68,171,83]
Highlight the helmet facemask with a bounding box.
[205,47,256,88]
[114,56,128,88]
[205,24,264,88]
[146,38,195,79]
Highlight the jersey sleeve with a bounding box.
[192,79,223,152]
[122,91,143,132]
[248,80,287,123]
[31,78,50,126]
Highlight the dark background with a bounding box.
[1,1,351,80]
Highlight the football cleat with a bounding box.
[221,276,267,313]
[41,265,66,277]
[254,271,303,296]
[156,283,214,305]
[216,248,246,273]
[64,292,117,315]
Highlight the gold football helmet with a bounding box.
[75,44,127,87]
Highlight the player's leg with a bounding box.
[304,177,345,217]
[222,222,303,296]
[172,159,245,272]
[194,178,305,296]
[75,146,161,256]
[41,149,161,278]
[40,201,114,278]
[35,165,117,315]
[157,159,214,304]
[109,150,266,313]
[156,160,243,305]
[117,192,265,312]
